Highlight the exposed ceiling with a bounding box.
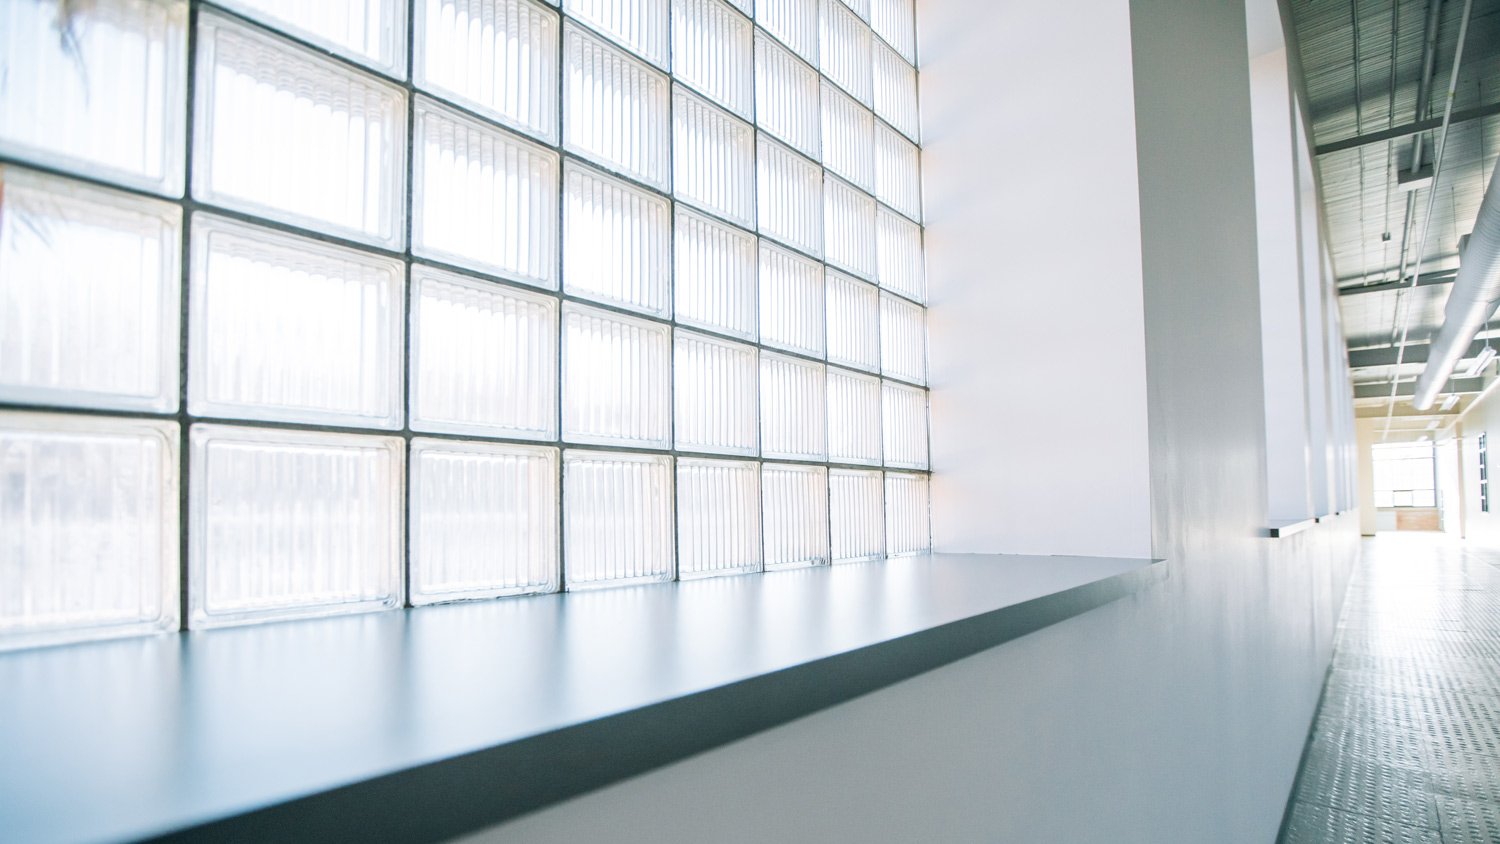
[1287,0,1500,441]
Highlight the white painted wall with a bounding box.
[1456,387,1500,543]
[923,0,1152,558]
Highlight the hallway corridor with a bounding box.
[1282,534,1500,843]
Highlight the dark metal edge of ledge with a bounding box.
[1266,517,1319,538]
[145,559,1167,844]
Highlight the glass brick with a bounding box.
[188,424,404,629]
[672,0,754,120]
[564,161,672,316]
[882,380,928,469]
[564,23,671,188]
[0,0,187,196]
[754,31,821,160]
[563,450,674,588]
[875,121,922,221]
[410,265,558,440]
[824,175,877,280]
[761,353,826,460]
[674,208,758,340]
[564,0,669,67]
[839,0,870,20]
[759,241,825,357]
[217,0,407,76]
[0,168,181,413]
[757,139,823,257]
[820,82,875,191]
[562,303,672,448]
[885,470,929,554]
[188,215,404,429]
[820,0,871,105]
[870,0,915,64]
[675,331,758,456]
[876,204,925,301]
[873,40,919,141]
[827,366,881,465]
[880,292,927,384]
[410,439,559,604]
[413,96,560,289]
[194,12,407,248]
[0,412,179,651]
[414,0,559,142]
[756,0,818,65]
[831,468,883,561]
[825,270,880,372]
[677,458,761,579]
[673,89,756,228]
[762,463,828,569]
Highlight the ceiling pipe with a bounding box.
[1411,157,1500,410]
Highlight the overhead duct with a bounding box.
[1411,157,1500,410]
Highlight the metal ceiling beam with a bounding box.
[1354,377,1485,399]
[1348,339,1489,368]
[1338,269,1458,296]
[1314,100,1500,156]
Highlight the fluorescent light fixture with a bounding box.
[1461,346,1497,379]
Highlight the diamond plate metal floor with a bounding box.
[1281,533,1500,844]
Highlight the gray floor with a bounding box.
[1281,533,1500,843]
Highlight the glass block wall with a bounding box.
[0,0,931,650]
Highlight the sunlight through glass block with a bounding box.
[675,331,758,456]
[563,303,671,448]
[828,366,881,465]
[217,0,407,75]
[831,468,884,561]
[564,23,671,188]
[759,241,825,356]
[880,292,927,384]
[882,380,928,469]
[873,40,919,141]
[874,121,922,221]
[824,175,877,280]
[754,31,821,160]
[564,0,669,67]
[0,412,179,651]
[674,208,758,339]
[757,138,823,256]
[761,353,826,460]
[410,439,559,604]
[410,265,558,439]
[756,0,818,65]
[673,0,754,119]
[885,470,930,554]
[876,204,925,302]
[677,458,762,579]
[870,0,915,63]
[415,0,559,142]
[0,169,181,412]
[819,0,871,105]
[564,161,672,316]
[825,270,880,372]
[673,89,756,227]
[564,450,674,588]
[762,463,828,569]
[188,424,404,629]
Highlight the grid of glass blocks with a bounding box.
[0,0,931,650]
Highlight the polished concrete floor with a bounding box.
[1281,533,1500,843]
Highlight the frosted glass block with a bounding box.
[820,84,875,192]
[413,97,559,289]
[873,41,919,141]
[820,0,872,105]
[563,304,671,448]
[674,208,758,340]
[876,205,926,301]
[677,458,761,579]
[827,367,881,465]
[761,353,826,460]
[882,380,928,469]
[754,32,821,160]
[824,176,877,280]
[839,0,870,20]
[674,331,758,456]
[410,265,558,440]
[870,0,915,64]
[564,0,669,67]
[0,412,179,651]
[725,0,753,14]
[564,162,672,316]
[410,439,559,604]
[0,169,181,413]
[564,24,672,188]
[194,13,407,248]
[188,424,404,629]
[757,139,823,257]
[756,0,819,65]
[217,0,407,76]
[0,0,186,195]
[673,0,754,120]
[825,270,880,371]
[759,242,825,357]
[673,90,757,227]
[830,468,884,562]
[875,122,922,221]
[762,463,828,569]
[563,450,674,589]
[189,215,403,429]
[415,0,559,142]
[885,471,930,555]
[880,292,927,384]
